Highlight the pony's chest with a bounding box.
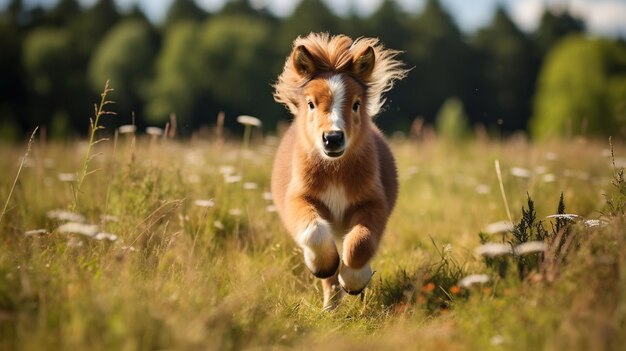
[319,185,350,222]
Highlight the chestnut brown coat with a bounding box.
[271,33,407,310]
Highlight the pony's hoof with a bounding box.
[308,254,340,279]
[338,263,372,295]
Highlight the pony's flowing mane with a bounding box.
[273,33,408,117]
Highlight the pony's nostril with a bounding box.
[322,131,345,148]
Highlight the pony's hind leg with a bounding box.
[322,271,343,311]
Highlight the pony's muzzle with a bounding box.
[322,130,345,157]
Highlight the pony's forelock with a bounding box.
[273,33,408,117]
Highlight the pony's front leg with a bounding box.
[339,201,387,294]
[287,196,340,279]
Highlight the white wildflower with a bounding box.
[146,126,163,136]
[243,182,258,190]
[510,167,532,178]
[236,115,262,128]
[94,232,118,242]
[546,214,580,221]
[459,274,490,288]
[583,219,605,228]
[475,184,490,194]
[214,220,224,230]
[542,173,556,183]
[57,173,77,182]
[57,222,98,237]
[484,221,514,234]
[24,229,47,236]
[224,174,242,184]
[118,125,136,134]
[262,192,273,201]
[100,214,119,222]
[67,237,84,248]
[475,243,512,257]
[228,208,242,216]
[514,241,547,255]
[219,165,235,175]
[266,205,277,212]
[490,335,505,346]
[194,199,215,208]
[47,210,86,223]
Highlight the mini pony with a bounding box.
[271,33,407,310]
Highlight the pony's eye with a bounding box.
[352,101,361,112]
[308,101,315,111]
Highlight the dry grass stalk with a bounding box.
[0,127,38,226]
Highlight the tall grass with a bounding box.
[0,116,624,349]
[0,127,38,226]
[72,80,115,211]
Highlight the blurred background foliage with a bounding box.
[0,0,625,140]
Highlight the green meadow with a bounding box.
[1,122,624,350]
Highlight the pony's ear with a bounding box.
[352,46,376,81]
[292,45,316,78]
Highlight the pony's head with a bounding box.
[274,33,407,160]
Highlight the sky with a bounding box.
[3,0,626,37]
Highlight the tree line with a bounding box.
[0,0,624,140]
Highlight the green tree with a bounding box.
[21,0,122,135]
[199,15,274,108]
[362,0,409,53]
[89,20,156,119]
[146,21,203,125]
[535,9,584,57]
[70,0,122,56]
[0,9,27,134]
[221,0,254,14]
[473,8,537,132]
[165,0,207,28]
[395,0,475,131]
[435,96,471,140]
[22,28,72,96]
[277,0,339,50]
[45,0,81,27]
[531,36,626,138]
[22,27,76,129]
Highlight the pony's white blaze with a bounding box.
[326,75,346,131]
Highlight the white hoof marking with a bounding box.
[338,263,373,294]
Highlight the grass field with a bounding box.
[0,126,625,350]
